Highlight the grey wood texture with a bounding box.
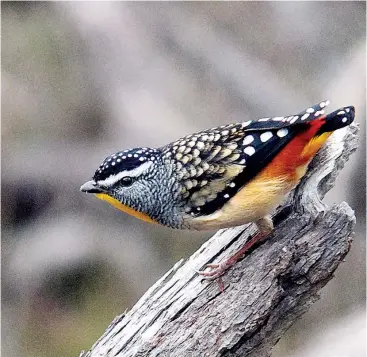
[81,123,358,357]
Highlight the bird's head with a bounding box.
[80,148,182,227]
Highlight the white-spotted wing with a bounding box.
[162,100,330,216]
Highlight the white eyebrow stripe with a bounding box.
[97,161,153,187]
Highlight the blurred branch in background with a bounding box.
[1,2,365,357]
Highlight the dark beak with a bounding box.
[80,180,104,193]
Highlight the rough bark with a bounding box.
[80,123,359,357]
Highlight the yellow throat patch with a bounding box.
[95,193,157,224]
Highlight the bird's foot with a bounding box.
[197,261,234,280]
[197,261,236,292]
[196,217,274,291]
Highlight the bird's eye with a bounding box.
[120,176,133,187]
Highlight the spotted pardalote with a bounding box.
[81,101,355,278]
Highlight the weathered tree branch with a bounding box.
[81,124,359,357]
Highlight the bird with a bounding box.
[81,101,355,279]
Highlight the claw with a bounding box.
[197,263,226,292]
[197,262,228,279]
[205,263,220,269]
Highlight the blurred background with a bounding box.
[1,2,365,357]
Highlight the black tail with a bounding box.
[317,106,355,135]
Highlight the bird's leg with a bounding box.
[198,215,274,280]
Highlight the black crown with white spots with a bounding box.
[93,148,159,182]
